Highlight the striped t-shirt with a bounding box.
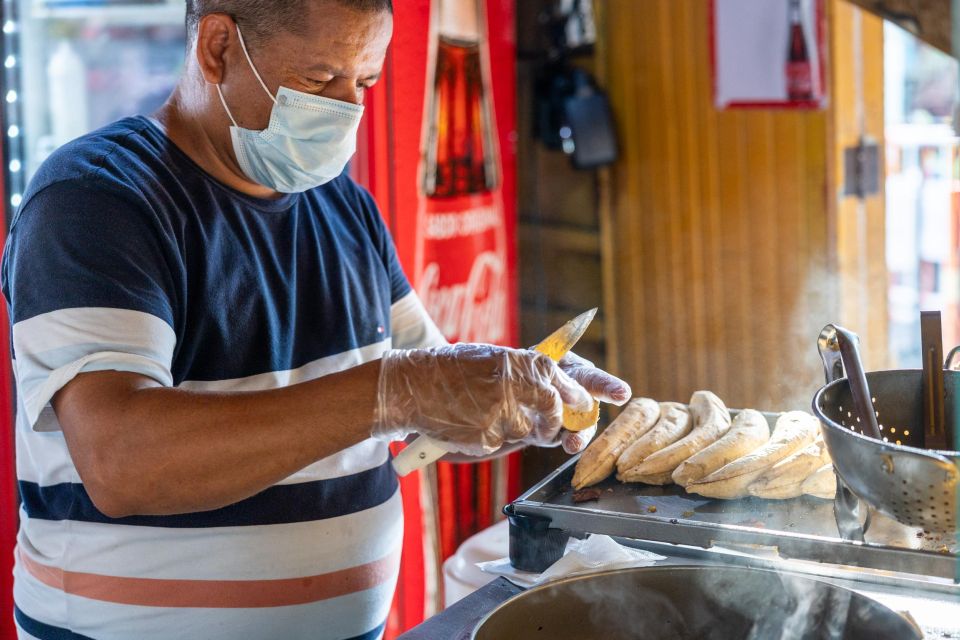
[1,117,444,640]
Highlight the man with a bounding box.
[2,1,630,638]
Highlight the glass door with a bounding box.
[1,0,186,214]
[884,21,960,366]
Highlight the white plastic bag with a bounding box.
[477,534,664,588]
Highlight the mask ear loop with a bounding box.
[216,85,240,127]
[215,24,277,128]
[234,24,277,105]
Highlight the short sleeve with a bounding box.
[390,291,448,349]
[382,231,413,304]
[346,179,412,304]
[2,180,178,430]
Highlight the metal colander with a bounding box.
[813,325,960,536]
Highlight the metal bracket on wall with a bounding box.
[843,137,881,198]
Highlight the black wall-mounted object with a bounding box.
[530,0,619,171]
[534,63,619,170]
[560,77,619,170]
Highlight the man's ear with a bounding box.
[195,13,235,85]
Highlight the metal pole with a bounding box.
[955,0,960,135]
[951,0,960,587]
[953,0,960,582]
[955,0,960,61]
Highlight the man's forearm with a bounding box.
[52,360,382,518]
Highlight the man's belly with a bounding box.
[13,441,403,640]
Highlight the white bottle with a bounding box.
[47,40,89,147]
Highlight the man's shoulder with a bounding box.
[24,116,169,204]
[315,173,369,205]
[312,174,386,234]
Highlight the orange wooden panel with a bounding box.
[597,0,887,410]
[829,1,889,370]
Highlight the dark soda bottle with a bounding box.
[786,0,814,101]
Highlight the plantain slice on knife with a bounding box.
[686,410,819,499]
[562,400,602,432]
[530,310,602,433]
[572,398,660,489]
[672,408,770,487]
[747,439,831,499]
[620,391,731,479]
[616,402,693,481]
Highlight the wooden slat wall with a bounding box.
[830,2,890,369]
[598,0,887,411]
[516,0,609,485]
[516,0,607,367]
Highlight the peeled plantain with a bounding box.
[801,463,837,499]
[623,391,732,478]
[616,402,693,479]
[686,410,819,499]
[673,408,770,487]
[747,440,831,499]
[617,470,674,485]
[572,397,660,489]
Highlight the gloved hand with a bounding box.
[555,352,632,454]
[374,344,594,457]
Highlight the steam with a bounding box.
[561,567,847,639]
[649,262,848,414]
[578,583,693,638]
[745,571,853,640]
[752,262,839,413]
[473,566,914,639]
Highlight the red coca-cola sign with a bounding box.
[414,0,509,344]
[417,194,508,343]
[353,0,518,632]
[354,0,517,347]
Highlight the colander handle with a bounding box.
[946,345,960,371]
[817,327,845,385]
[817,324,882,440]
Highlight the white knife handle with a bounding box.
[392,436,449,476]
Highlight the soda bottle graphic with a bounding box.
[416,0,508,344]
[786,0,814,101]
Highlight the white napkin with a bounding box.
[476,534,665,588]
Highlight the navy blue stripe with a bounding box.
[347,621,386,640]
[16,607,385,640]
[19,460,397,528]
[14,606,96,640]
[4,118,402,384]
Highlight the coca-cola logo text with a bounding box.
[425,207,501,240]
[419,251,506,343]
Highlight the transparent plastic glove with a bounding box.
[559,423,597,455]
[557,352,632,405]
[374,344,594,457]
[556,352,632,454]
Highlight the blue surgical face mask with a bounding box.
[216,26,364,193]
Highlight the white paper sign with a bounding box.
[713,0,826,109]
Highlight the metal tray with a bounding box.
[507,454,960,588]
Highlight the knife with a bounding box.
[391,308,598,477]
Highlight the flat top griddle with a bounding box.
[508,455,960,589]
